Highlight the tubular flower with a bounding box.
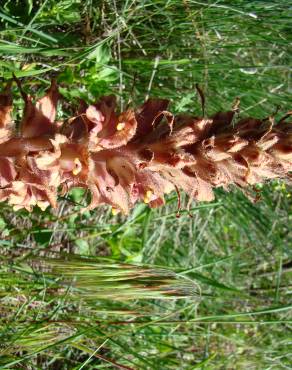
[0,78,291,213]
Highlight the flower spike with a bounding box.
[0,78,291,213]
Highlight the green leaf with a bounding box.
[75,239,90,255]
[86,44,111,64]
[33,229,53,246]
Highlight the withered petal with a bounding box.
[20,80,59,138]
[0,157,17,187]
[135,98,169,137]
[0,82,13,142]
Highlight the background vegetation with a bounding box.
[0,0,291,368]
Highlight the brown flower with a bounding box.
[0,78,291,213]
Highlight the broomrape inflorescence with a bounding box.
[0,77,291,213]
